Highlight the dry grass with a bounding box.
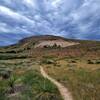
[0,35,100,100]
[0,58,62,100]
[43,57,100,100]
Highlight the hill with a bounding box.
[0,35,100,100]
[0,35,100,59]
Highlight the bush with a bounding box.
[42,59,56,64]
[43,43,61,49]
[6,50,16,53]
[0,70,11,79]
[70,60,77,63]
[95,60,100,64]
[22,70,62,100]
[52,43,61,49]
[87,60,94,64]
[8,75,16,93]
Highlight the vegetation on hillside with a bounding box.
[0,35,100,100]
[43,57,100,100]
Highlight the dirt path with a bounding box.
[40,66,73,100]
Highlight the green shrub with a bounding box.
[8,75,16,93]
[87,60,94,64]
[0,87,7,100]
[42,59,56,64]
[22,70,62,100]
[0,54,28,60]
[0,70,11,79]
[43,43,61,49]
[95,60,100,64]
[70,60,77,63]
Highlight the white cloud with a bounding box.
[0,22,12,33]
[0,5,35,25]
[0,0,100,45]
[23,0,35,7]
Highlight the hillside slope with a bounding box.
[0,35,100,59]
[0,35,100,100]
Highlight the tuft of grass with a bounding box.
[41,59,56,65]
[0,87,7,100]
[22,70,62,100]
[8,75,17,93]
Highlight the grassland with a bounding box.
[0,58,62,100]
[0,35,100,100]
[42,57,100,100]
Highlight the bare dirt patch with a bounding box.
[34,40,79,48]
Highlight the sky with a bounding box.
[0,0,100,46]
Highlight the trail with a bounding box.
[40,66,73,100]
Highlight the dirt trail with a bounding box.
[40,66,73,100]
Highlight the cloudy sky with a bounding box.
[0,0,100,46]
